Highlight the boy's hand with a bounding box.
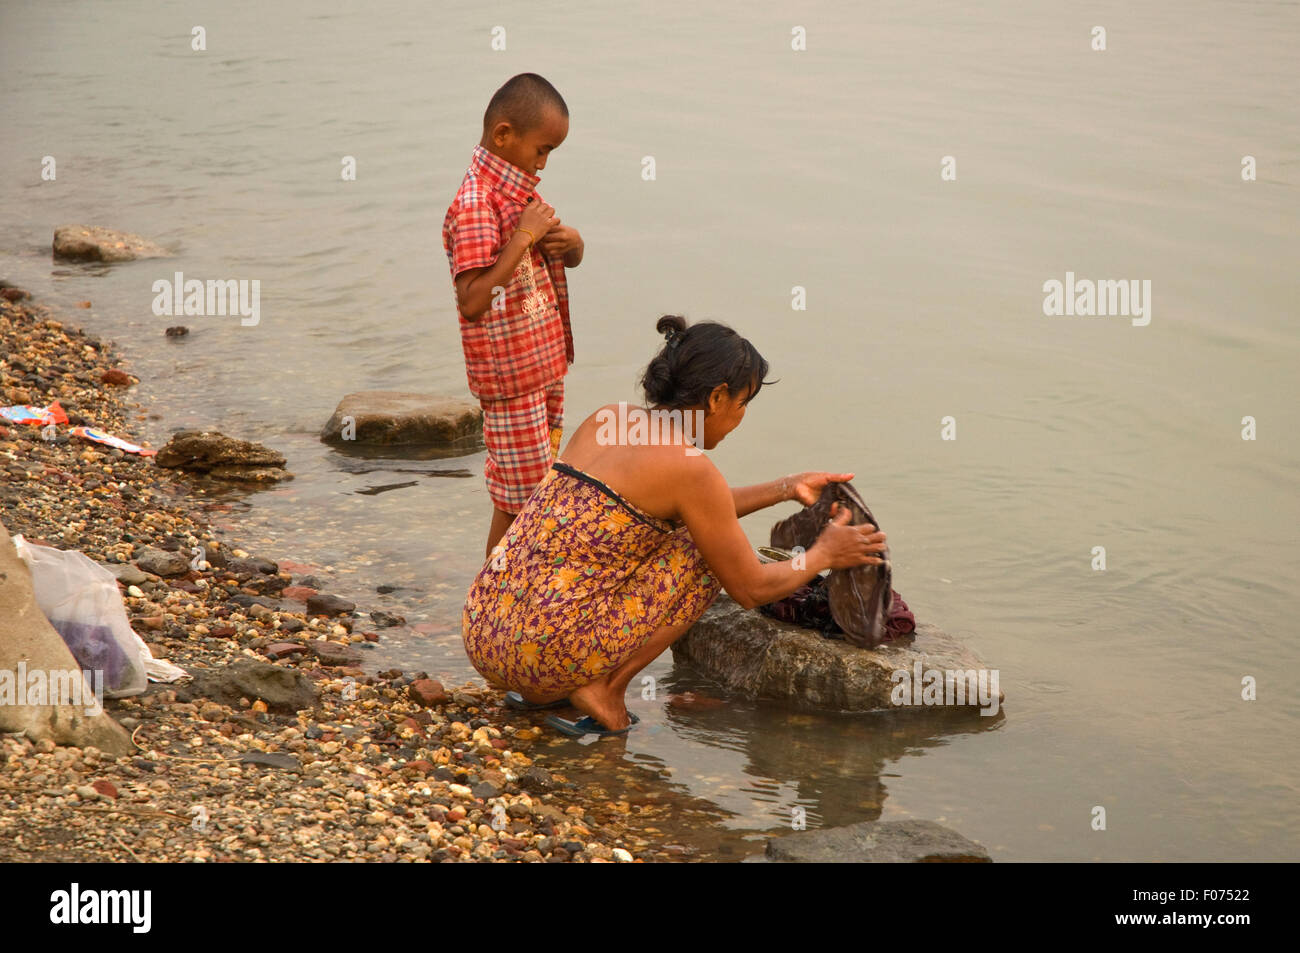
[538,224,581,257]
[517,198,557,244]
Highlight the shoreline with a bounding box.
[0,283,685,863]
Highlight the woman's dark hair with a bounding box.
[640,315,773,409]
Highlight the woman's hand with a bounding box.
[810,503,887,570]
[786,471,855,506]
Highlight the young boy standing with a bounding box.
[442,73,585,558]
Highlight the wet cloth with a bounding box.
[760,577,916,642]
[463,462,721,697]
[480,380,564,513]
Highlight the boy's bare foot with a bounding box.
[568,680,629,731]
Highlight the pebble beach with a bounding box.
[0,284,694,863]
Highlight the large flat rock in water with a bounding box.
[321,392,482,447]
[53,225,171,262]
[766,820,991,863]
[673,595,1000,713]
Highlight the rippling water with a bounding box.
[3,0,1298,860]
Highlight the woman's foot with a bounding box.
[568,680,630,731]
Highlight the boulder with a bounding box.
[766,820,991,863]
[672,595,1002,713]
[320,392,482,447]
[154,431,291,483]
[52,225,171,263]
[0,520,134,755]
[181,659,318,713]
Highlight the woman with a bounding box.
[462,315,887,736]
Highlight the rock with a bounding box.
[370,610,405,627]
[612,847,634,863]
[239,751,302,772]
[91,780,119,799]
[306,593,354,616]
[408,679,449,707]
[199,702,225,721]
[280,585,317,602]
[673,595,1002,713]
[518,766,556,793]
[263,642,307,660]
[472,780,500,800]
[134,547,190,578]
[319,392,482,447]
[183,659,319,714]
[0,520,134,755]
[305,641,362,667]
[52,225,171,263]
[111,564,150,586]
[765,820,991,863]
[165,326,188,337]
[100,368,133,386]
[154,431,290,483]
[225,556,278,576]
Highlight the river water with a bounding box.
[3,0,1298,860]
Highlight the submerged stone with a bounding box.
[320,391,482,447]
[766,820,991,863]
[52,225,171,263]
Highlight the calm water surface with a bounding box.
[3,0,1298,860]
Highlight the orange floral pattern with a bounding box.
[462,462,721,697]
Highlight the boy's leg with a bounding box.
[479,384,559,559]
[485,507,515,559]
[546,379,565,458]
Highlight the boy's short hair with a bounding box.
[483,73,568,134]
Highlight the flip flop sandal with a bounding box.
[545,712,640,738]
[504,691,571,711]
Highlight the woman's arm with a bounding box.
[731,477,792,518]
[731,471,856,518]
[679,461,885,609]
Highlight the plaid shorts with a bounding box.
[481,380,564,514]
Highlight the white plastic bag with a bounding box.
[11,535,148,698]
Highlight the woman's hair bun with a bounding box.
[656,314,687,343]
[639,314,772,410]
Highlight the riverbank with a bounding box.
[0,284,681,863]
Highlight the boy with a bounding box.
[442,73,585,558]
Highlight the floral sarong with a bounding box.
[462,461,721,697]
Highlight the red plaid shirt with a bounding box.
[443,145,574,400]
